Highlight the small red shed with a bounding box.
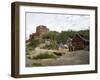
[72,34,89,50]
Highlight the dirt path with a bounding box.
[26,50,89,67]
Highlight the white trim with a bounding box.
[19,6,96,74]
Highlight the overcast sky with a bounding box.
[26,12,90,40]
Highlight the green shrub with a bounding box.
[26,52,29,55]
[33,52,57,59]
[28,39,40,48]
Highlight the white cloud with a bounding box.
[26,12,90,40]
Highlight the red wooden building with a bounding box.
[72,34,89,50]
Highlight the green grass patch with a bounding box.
[32,63,43,66]
[33,52,57,59]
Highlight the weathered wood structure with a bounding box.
[72,34,89,50]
